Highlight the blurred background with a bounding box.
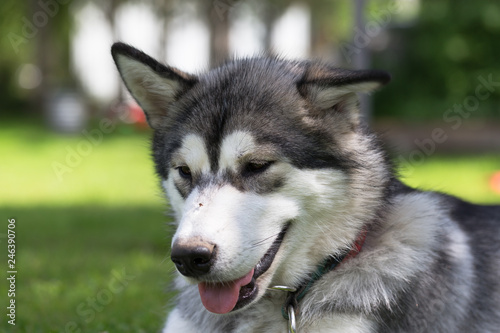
[1,0,499,331]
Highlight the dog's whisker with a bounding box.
[249,232,282,248]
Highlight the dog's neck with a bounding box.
[273,228,368,324]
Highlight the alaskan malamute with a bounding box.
[111,42,500,333]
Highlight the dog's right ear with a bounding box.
[111,42,198,129]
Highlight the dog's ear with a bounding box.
[298,65,390,125]
[111,42,198,129]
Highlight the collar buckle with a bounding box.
[268,285,299,333]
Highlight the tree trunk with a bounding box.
[32,0,51,114]
[206,0,233,67]
[155,0,171,62]
[261,1,278,56]
[353,0,372,123]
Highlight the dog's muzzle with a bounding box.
[170,223,290,314]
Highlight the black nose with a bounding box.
[171,240,215,277]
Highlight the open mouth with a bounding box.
[198,223,290,314]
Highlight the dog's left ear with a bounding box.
[298,65,390,125]
[111,42,198,129]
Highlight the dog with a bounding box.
[111,42,500,333]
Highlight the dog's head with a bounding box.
[112,43,390,314]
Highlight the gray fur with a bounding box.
[111,42,500,332]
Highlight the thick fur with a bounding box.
[111,42,500,333]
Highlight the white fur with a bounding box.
[307,314,376,333]
[218,130,256,172]
[172,134,211,174]
[162,308,197,333]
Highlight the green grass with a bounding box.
[398,154,500,204]
[0,121,164,206]
[2,206,174,333]
[0,119,499,332]
[0,121,174,332]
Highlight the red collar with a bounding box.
[342,227,368,262]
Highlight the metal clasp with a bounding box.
[268,285,298,333]
[268,285,297,292]
[287,304,297,333]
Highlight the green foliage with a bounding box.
[0,0,74,109]
[373,1,500,120]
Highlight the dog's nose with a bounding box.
[171,240,215,277]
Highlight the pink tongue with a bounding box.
[198,268,254,314]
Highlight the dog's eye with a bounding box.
[245,161,273,174]
[177,166,192,178]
